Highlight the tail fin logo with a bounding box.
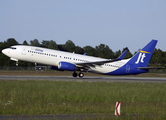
[135,50,151,64]
[140,50,150,54]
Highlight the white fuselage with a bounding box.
[2,45,129,74]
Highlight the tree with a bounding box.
[150,49,166,65]
[64,40,75,52]
[6,38,18,47]
[42,40,58,50]
[41,40,49,48]
[122,47,132,59]
[114,50,122,58]
[58,44,66,51]
[0,42,7,66]
[48,40,58,50]
[75,46,84,54]
[22,40,29,45]
[163,52,166,65]
[95,44,114,59]
[30,39,40,46]
[83,46,97,56]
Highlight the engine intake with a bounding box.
[58,62,75,71]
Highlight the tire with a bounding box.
[79,73,84,78]
[72,72,77,77]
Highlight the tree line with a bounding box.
[0,38,165,68]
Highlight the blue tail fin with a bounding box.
[128,40,158,67]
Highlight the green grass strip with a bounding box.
[0,80,166,117]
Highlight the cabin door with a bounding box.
[22,47,26,55]
[126,65,130,73]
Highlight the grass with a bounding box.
[0,71,166,119]
[0,80,166,120]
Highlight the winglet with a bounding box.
[117,50,128,60]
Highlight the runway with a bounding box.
[0,75,166,83]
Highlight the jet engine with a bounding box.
[58,62,75,71]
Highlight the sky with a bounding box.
[0,0,166,53]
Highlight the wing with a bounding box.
[75,50,128,68]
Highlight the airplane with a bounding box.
[2,39,162,78]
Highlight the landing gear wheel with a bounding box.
[79,73,84,78]
[72,72,77,77]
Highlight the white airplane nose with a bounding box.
[2,49,7,55]
[2,49,5,54]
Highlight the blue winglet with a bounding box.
[117,50,128,60]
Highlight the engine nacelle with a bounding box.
[58,62,75,71]
[49,66,64,71]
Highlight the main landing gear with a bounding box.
[72,71,84,78]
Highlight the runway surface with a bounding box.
[0,75,166,83]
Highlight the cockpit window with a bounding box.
[10,47,16,50]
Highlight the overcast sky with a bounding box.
[0,0,166,53]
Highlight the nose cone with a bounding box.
[2,49,7,55]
